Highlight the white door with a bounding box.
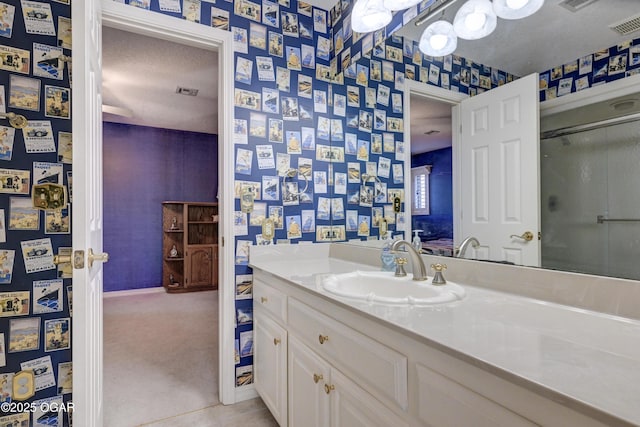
[72,0,106,425]
[288,336,331,427]
[330,369,408,427]
[459,73,540,266]
[254,313,288,426]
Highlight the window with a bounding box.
[411,165,432,215]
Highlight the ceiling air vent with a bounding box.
[610,13,640,36]
[558,0,598,13]
[176,86,199,96]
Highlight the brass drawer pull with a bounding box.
[324,384,335,394]
[313,373,323,384]
[260,297,268,304]
[273,338,281,346]
[318,334,329,344]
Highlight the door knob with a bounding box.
[88,248,109,268]
[510,231,534,242]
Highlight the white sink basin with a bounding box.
[320,271,466,306]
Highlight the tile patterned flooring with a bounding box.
[104,289,277,426]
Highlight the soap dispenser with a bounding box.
[412,229,423,252]
[380,232,396,271]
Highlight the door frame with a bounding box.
[101,1,239,404]
[402,80,467,242]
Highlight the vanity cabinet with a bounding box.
[288,335,408,427]
[254,276,408,427]
[162,201,218,293]
[252,269,609,427]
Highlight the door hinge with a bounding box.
[222,236,224,247]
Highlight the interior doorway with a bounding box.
[403,81,465,252]
[100,25,222,426]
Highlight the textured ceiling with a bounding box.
[397,0,640,76]
[102,26,218,134]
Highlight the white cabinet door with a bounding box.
[254,312,288,426]
[459,73,540,266]
[289,336,331,427]
[330,369,408,427]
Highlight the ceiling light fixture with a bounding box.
[453,0,497,39]
[351,0,392,33]
[493,0,544,19]
[383,0,421,12]
[419,20,458,56]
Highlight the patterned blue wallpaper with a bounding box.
[114,0,521,391]
[0,0,73,425]
[539,37,640,101]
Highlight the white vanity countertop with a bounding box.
[250,244,640,426]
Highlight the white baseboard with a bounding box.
[103,286,165,298]
[234,385,258,403]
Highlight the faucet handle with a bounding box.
[431,263,447,285]
[394,257,408,277]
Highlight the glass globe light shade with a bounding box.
[382,0,421,11]
[493,0,544,19]
[419,20,457,57]
[351,0,392,33]
[453,0,497,40]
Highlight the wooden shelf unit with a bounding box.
[162,201,219,293]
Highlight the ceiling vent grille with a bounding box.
[558,0,598,12]
[176,86,199,96]
[610,14,640,36]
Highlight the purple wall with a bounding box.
[103,122,218,292]
[411,148,453,241]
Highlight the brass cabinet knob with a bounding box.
[313,373,323,384]
[260,297,268,304]
[273,338,281,346]
[324,384,335,394]
[318,334,329,344]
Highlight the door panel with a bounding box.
[460,73,540,266]
[288,336,331,427]
[72,0,104,425]
[187,246,213,287]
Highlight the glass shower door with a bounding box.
[541,118,640,280]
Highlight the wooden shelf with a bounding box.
[162,201,218,293]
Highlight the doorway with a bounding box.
[403,80,465,250]
[100,25,221,425]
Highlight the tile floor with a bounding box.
[103,289,277,426]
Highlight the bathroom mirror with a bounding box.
[337,1,640,281]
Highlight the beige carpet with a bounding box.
[104,290,219,426]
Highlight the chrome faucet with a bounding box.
[456,236,480,258]
[390,240,428,281]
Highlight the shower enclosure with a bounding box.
[541,114,640,280]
